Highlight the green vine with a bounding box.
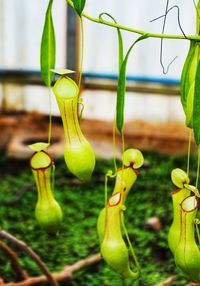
[78,17,84,88]
[66,0,200,41]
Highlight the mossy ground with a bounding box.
[0,150,199,285]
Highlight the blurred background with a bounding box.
[0,1,199,286]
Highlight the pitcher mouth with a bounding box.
[171,188,181,195]
[53,76,79,100]
[180,195,199,213]
[108,192,122,207]
[30,151,53,171]
[171,183,195,195]
[118,165,139,176]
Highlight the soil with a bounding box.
[0,112,196,159]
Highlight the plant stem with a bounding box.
[104,174,108,206]
[121,212,141,274]
[196,0,200,34]
[78,17,84,88]
[0,241,27,281]
[0,230,58,286]
[121,129,125,168]
[195,220,200,245]
[112,113,118,173]
[195,145,200,188]
[48,87,52,144]
[3,253,101,286]
[66,0,200,41]
[186,128,192,176]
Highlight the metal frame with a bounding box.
[66,5,78,71]
[0,69,180,96]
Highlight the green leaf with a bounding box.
[73,0,86,16]
[99,13,123,73]
[40,0,56,87]
[185,82,194,127]
[116,34,149,133]
[180,41,195,113]
[193,57,200,145]
[117,30,123,73]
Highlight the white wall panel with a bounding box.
[82,90,185,123]
[0,0,67,69]
[0,1,195,123]
[83,0,195,79]
[0,0,67,114]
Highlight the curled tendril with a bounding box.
[195,219,200,245]
[150,0,187,74]
[99,12,123,71]
[99,12,118,24]
[106,170,115,178]
[104,170,117,206]
[195,219,200,225]
[184,184,200,197]
[78,97,85,122]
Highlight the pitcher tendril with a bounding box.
[196,145,200,188]
[186,129,192,176]
[104,170,116,207]
[48,88,52,144]
[78,17,84,89]
[112,113,118,173]
[195,219,200,245]
[121,211,141,274]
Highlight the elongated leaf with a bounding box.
[193,58,200,145]
[117,29,123,73]
[186,82,194,128]
[116,34,149,133]
[99,13,123,73]
[40,0,56,87]
[73,0,86,16]
[180,41,195,112]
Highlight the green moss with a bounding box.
[0,151,199,285]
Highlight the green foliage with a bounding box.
[180,41,195,114]
[73,0,86,17]
[99,13,123,73]
[116,35,148,133]
[193,58,200,145]
[180,40,200,144]
[0,151,199,285]
[40,0,56,87]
